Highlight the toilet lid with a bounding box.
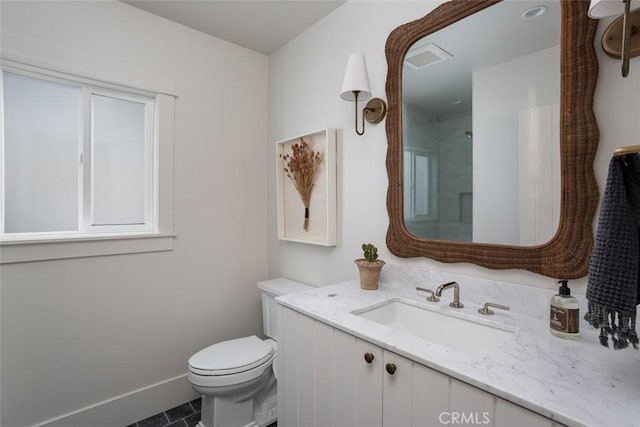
[189,335,274,376]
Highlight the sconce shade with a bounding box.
[589,0,639,18]
[340,53,372,102]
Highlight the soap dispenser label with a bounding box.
[550,306,579,333]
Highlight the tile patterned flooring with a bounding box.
[127,399,201,427]
[126,398,277,427]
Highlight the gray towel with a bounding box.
[585,154,640,350]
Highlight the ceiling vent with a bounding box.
[404,42,453,69]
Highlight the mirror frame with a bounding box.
[385,0,599,279]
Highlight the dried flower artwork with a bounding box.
[280,138,323,231]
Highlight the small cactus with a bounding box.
[362,243,379,263]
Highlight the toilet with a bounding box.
[188,278,312,427]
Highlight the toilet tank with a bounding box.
[258,278,312,341]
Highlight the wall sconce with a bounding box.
[340,53,387,135]
[589,0,640,77]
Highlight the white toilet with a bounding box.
[188,278,312,427]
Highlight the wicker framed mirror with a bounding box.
[385,0,599,278]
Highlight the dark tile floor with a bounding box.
[127,399,201,427]
[126,398,277,427]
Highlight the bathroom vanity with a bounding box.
[275,266,640,427]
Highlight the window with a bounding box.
[2,69,155,237]
[0,58,175,263]
[404,148,438,220]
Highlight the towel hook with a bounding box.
[614,145,640,166]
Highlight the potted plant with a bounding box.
[355,243,385,290]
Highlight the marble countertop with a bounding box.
[276,265,640,427]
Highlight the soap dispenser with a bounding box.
[550,279,580,339]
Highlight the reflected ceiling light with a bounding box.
[589,0,640,77]
[521,5,548,20]
[340,53,387,136]
[450,99,463,105]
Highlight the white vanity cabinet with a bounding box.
[278,306,565,427]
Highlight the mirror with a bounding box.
[385,0,599,278]
[402,1,560,245]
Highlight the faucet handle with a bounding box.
[478,302,510,315]
[416,286,440,302]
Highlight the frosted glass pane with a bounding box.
[92,94,145,225]
[415,154,429,215]
[3,72,81,233]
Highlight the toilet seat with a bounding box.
[189,336,275,388]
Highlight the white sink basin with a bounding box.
[353,299,517,356]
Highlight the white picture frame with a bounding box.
[276,128,337,246]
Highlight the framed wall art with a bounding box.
[276,128,337,246]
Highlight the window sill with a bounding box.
[0,232,175,264]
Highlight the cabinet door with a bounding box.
[412,362,450,426]
[449,379,557,427]
[279,307,299,427]
[355,339,383,427]
[297,314,316,425]
[333,329,357,427]
[450,379,494,426]
[315,321,335,427]
[494,398,553,427]
[382,350,413,426]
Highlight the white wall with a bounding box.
[268,1,640,294]
[269,1,441,287]
[0,2,268,426]
[473,46,560,245]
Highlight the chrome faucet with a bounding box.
[435,281,463,308]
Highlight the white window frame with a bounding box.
[0,57,175,263]
[404,147,438,222]
[84,88,156,233]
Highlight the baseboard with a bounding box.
[33,373,199,427]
